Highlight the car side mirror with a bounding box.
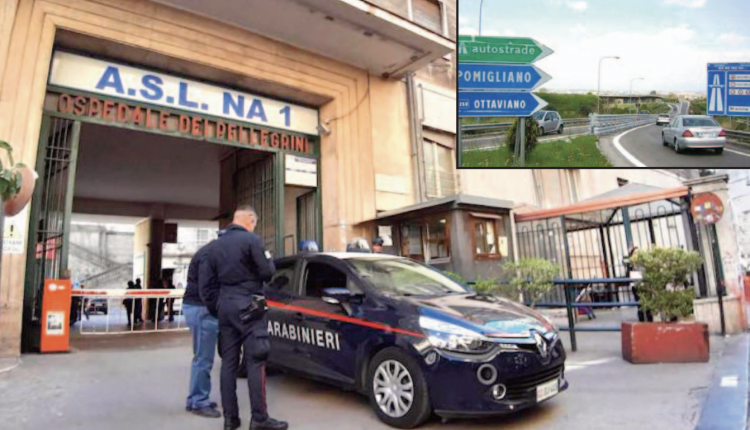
[322,288,352,305]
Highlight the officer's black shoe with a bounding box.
[250,417,289,430]
[224,418,241,430]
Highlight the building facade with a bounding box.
[0,0,456,357]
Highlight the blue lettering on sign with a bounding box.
[223,93,245,117]
[96,66,125,94]
[247,99,267,122]
[280,106,291,127]
[179,82,199,109]
[223,93,269,123]
[140,75,163,101]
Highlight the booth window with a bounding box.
[426,217,450,263]
[423,134,456,199]
[400,225,425,261]
[471,213,509,260]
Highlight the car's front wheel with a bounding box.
[367,348,431,429]
[662,133,667,146]
[558,124,564,135]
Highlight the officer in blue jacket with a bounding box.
[199,206,287,430]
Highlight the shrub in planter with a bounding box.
[623,247,708,364]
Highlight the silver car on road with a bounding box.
[661,115,726,154]
[532,110,564,136]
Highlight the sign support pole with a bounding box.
[519,118,526,167]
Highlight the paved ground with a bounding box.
[614,124,750,167]
[0,330,734,430]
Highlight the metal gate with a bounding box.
[235,155,276,255]
[22,116,80,351]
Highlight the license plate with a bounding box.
[536,379,559,402]
[696,133,715,138]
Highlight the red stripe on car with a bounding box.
[267,300,425,338]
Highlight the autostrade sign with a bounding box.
[48,51,320,135]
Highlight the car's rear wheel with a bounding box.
[715,148,724,155]
[367,348,431,429]
[674,139,681,154]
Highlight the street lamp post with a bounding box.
[597,56,620,114]
[629,77,644,115]
[479,0,484,36]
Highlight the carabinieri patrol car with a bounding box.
[263,252,568,428]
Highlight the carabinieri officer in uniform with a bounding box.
[199,205,288,430]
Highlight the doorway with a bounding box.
[22,114,320,351]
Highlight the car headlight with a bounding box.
[419,316,495,354]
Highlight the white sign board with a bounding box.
[3,207,27,255]
[285,155,317,187]
[48,51,320,135]
[378,226,393,247]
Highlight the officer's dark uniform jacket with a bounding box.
[198,223,276,423]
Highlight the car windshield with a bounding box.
[347,258,468,296]
[683,118,719,127]
[531,111,545,120]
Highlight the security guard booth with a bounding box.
[359,194,516,281]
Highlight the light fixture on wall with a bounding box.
[317,121,332,137]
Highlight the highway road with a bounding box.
[616,124,750,167]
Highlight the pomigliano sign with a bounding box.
[47,51,320,135]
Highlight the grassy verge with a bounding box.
[461,135,612,168]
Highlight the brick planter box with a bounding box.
[622,322,710,364]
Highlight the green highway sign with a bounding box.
[458,35,554,65]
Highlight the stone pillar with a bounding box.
[683,174,748,334]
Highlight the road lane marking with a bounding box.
[725,148,750,158]
[721,376,739,387]
[613,124,652,167]
[565,358,616,372]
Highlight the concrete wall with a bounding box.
[0,0,406,356]
[370,77,415,212]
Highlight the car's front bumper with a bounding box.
[677,136,726,149]
[421,340,568,417]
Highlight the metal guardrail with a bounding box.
[727,130,750,141]
[590,114,658,136]
[461,118,590,133]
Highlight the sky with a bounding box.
[458,0,750,93]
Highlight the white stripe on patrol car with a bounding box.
[268,320,341,351]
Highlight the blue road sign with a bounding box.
[458,63,552,92]
[459,91,548,117]
[707,63,750,117]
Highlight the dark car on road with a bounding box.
[263,252,568,428]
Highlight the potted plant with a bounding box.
[622,247,707,364]
[0,140,37,216]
